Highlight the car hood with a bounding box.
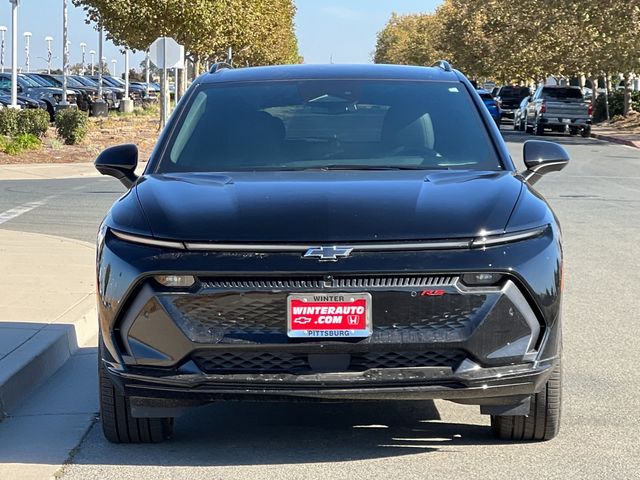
[134,170,523,243]
[27,87,64,95]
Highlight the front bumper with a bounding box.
[108,358,556,404]
[98,227,562,405]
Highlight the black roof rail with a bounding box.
[210,62,233,74]
[431,60,453,72]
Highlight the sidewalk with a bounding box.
[591,125,640,149]
[0,160,148,181]
[0,163,100,181]
[0,230,97,419]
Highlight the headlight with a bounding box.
[461,273,504,286]
[155,275,196,288]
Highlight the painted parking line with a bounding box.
[0,195,57,225]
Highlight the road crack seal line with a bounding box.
[0,195,58,225]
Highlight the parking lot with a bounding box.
[0,126,638,479]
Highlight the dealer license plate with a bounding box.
[287,293,372,338]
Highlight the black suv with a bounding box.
[95,63,568,444]
[495,86,531,122]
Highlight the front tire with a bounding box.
[490,362,562,441]
[581,126,591,138]
[99,341,173,443]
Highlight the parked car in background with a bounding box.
[0,73,76,120]
[51,75,100,113]
[513,96,530,131]
[103,76,145,104]
[525,85,592,137]
[26,73,94,114]
[0,90,47,110]
[88,76,125,109]
[130,81,160,97]
[477,89,501,125]
[495,86,530,123]
[71,75,118,109]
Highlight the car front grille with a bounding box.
[160,287,485,344]
[200,275,458,290]
[191,349,466,374]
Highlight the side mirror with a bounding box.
[522,140,569,185]
[95,144,139,188]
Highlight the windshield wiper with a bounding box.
[314,165,451,171]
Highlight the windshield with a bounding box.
[159,80,501,173]
[74,76,99,87]
[55,76,83,88]
[101,77,121,87]
[499,87,530,98]
[542,87,583,100]
[27,75,56,87]
[19,75,45,88]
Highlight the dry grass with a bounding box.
[601,111,640,132]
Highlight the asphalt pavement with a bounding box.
[0,128,639,479]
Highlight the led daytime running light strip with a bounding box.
[111,226,548,252]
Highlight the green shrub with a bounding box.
[17,109,50,137]
[0,108,20,136]
[2,133,41,155]
[55,108,89,145]
[593,90,640,123]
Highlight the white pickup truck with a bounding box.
[525,85,592,137]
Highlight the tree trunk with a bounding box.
[604,74,611,121]
[588,76,599,102]
[623,72,633,115]
[193,56,201,79]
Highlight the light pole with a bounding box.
[111,59,116,77]
[10,0,19,108]
[23,31,31,73]
[79,42,86,74]
[0,26,7,74]
[145,49,150,97]
[61,0,68,106]
[89,49,95,75]
[45,36,53,74]
[123,48,129,97]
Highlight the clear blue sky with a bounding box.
[0,0,442,74]
[295,0,441,64]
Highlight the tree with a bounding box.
[374,13,442,66]
[374,0,640,115]
[72,0,300,71]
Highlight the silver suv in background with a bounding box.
[525,85,592,137]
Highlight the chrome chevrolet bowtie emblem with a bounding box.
[304,246,353,262]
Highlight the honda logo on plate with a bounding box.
[303,246,353,262]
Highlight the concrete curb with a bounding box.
[591,132,640,149]
[0,300,96,420]
[0,160,148,181]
